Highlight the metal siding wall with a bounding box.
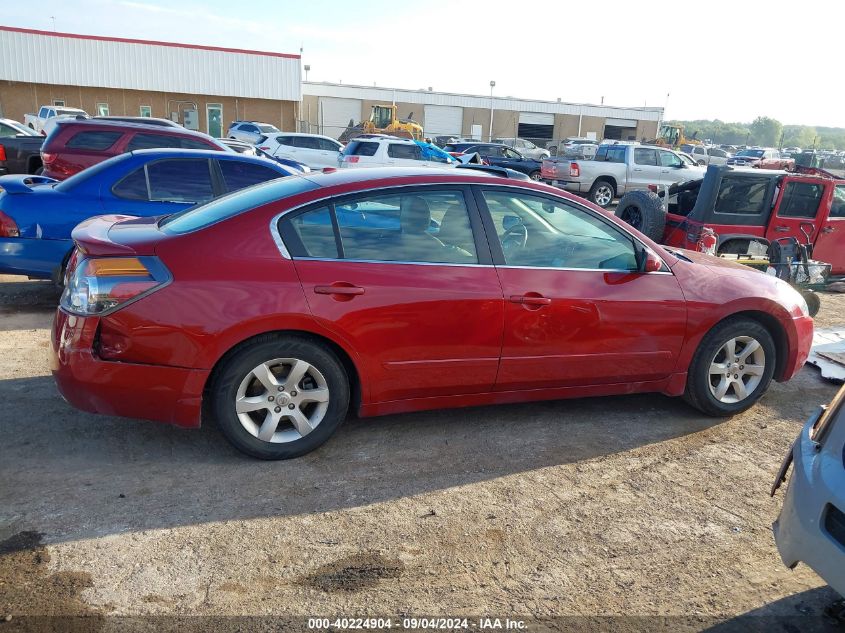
[0,30,300,101]
[303,83,662,122]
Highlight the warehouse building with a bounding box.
[0,26,301,135]
[302,82,663,147]
[0,25,661,147]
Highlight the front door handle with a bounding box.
[633,168,644,172]
[821,226,836,234]
[314,284,365,297]
[774,225,790,232]
[509,294,551,306]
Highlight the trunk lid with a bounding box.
[71,214,165,257]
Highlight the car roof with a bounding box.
[298,166,548,189]
[54,118,213,138]
[127,148,278,162]
[351,137,416,145]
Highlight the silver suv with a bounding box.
[227,121,282,144]
[492,137,550,160]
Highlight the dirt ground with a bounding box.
[1,274,844,632]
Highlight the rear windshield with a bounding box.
[343,141,379,157]
[737,149,764,158]
[159,176,319,234]
[258,124,280,133]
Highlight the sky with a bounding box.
[3,0,842,127]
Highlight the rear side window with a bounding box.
[595,146,626,163]
[219,160,283,191]
[387,144,421,160]
[831,185,845,218]
[276,136,295,146]
[293,136,321,150]
[778,182,824,218]
[65,131,122,150]
[287,207,339,258]
[345,141,378,157]
[127,133,215,151]
[112,168,148,200]
[318,138,341,152]
[634,148,658,166]
[147,159,214,203]
[714,175,771,215]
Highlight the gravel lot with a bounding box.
[1,274,843,631]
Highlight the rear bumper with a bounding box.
[780,315,814,381]
[773,415,845,596]
[542,179,584,193]
[50,308,207,428]
[0,237,72,279]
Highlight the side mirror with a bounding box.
[637,247,663,273]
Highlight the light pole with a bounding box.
[488,80,496,142]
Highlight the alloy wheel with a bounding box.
[708,336,766,403]
[235,358,330,443]
[594,185,613,206]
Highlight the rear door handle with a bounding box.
[314,284,365,296]
[774,225,790,232]
[509,294,551,306]
[821,226,836,234]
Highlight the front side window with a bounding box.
[147,159,214,203]
[634,148,658,166]
[831,185,845,218]
[219,160,283,192]
[659,151,682,167]
[294,136,321,150]
[66,131,122,150]
[127,133,182,151]
[387,144,422,160]
[714,175,771,215]
[481,190,638,271]
[318,138,342,152]
[503,148,522,159]
[283,190,478,265]
[778,182,824,219]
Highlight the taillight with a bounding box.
[41,152,57,165]
[258,146,270,151]
[0,211,19,237]
[570,162,580,177]
[0,145,6,162]
[344,155,360,163]
[60,256,170,316]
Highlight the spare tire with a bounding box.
[615,190,666,242]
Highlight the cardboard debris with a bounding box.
[807,327,845,382]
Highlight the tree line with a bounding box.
[668,117,845,150]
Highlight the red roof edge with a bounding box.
[0,25,300,59]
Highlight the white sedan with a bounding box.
[257,133,343,169]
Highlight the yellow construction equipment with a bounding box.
[649,124,701,149]
[361,105,424,140]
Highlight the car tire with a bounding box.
[588,179,615,208]
[683,318,776,417]
[615,190,666,241]
[209,335,350,460]
[529,170,542,181]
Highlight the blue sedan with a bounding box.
[0,149,296,280]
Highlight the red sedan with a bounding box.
[51,168,814,459]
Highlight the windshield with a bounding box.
[737,149,764,158]
[160,176,319,234]
[3,120,38,136]
[55,109,84,117]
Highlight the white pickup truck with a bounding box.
[24,105,89,135]
[540,142,706,208]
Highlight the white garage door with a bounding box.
[423,105,463,137]
[518,112,554,125]
[319,97,362,139]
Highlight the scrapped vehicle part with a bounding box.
[615,190,666,242]
[807,327,845,382]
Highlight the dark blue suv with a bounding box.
[443,143,542,180]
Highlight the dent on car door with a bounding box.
[475,187,687,390]
[278,186,505,403]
